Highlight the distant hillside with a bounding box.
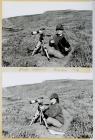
[2,10,92,67]
[3,80,93,101]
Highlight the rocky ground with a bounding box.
[2,80,93,138]
[2,10,92,67]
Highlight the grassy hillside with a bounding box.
[2,10,92,67]
[2,80,93,138]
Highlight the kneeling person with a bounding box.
[47,24,71,58]
[44,93,64,128]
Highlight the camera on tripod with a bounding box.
[31,28,45,35]
[29,97,49,112]
[29,97,44,105]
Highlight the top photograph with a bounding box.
[2,1,93,67]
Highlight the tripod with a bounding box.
[32,41,50,61]
[29,103,48,129]
[29,99,65,135]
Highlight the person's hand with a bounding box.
[50,39,55,44]
[65,47,69,51]
[40,106,45,111]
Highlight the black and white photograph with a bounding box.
[2,72,93,138]
[2,1,92,67]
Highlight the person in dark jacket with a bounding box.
[29,93,64,128]
[46,24,71,58]
[44,93,64,128]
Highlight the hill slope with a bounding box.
[2,10,92,67]
[2,80,93,138]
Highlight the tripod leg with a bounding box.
[43,45,50,61]
[29,110,40,126]
[41,112,48,129]
[40,112,42,124]
[32,41,41,56]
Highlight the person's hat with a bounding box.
[50,93,59,103]
[56,24,64,31]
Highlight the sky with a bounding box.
[2,1,93,18]
[2,72,92,87]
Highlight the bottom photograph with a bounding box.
[2,72,93,138]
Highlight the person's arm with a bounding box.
[65,40,71,51]
[40,104,49,111]
[45,104,62,118]
[52,105,62,117]
[61,37,71,51]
